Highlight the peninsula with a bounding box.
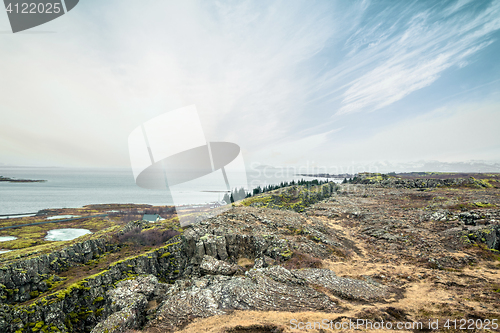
[0,176,46,183]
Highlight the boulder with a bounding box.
[200,255,241,276]
[91,275,166,333]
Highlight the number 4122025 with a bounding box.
[6,2,62,14]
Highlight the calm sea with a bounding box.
[0,167,328,216]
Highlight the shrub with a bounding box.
[121,213,142,223]
[115,227,179,246]
[282,251,322,269]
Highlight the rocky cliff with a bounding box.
[351,173,493,188]
[0,197,367,333]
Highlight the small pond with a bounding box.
[45,228,91,241]
[45,215,80,220]
[0,214,36,219]
[0,236,18,242]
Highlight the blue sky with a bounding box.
[0,0,499,173]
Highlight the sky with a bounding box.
[1,0,500,174]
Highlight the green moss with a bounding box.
[43,275,66,291]
[160,252,171,258]
[30,290,40,298]
[199,234,210,241]
[6,288,18,296]
[32,321,44,332]
[92,296,104,304]
[474,179,494,188]
[280,249,293,259]
[56,290,66,300]
[78,310,93,320]
[241,195,274,207]
[365,175,383,181]
[474,202,495,208]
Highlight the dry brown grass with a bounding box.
[237,258,255,268]
[145,310,417,333]
[282,251,323,270]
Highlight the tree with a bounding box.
[223,193,231,204]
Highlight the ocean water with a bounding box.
[0,167,173,215]
[0,167,328,215]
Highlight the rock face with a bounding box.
[0,238,115,304]
[150,265,390,331]
[181,207,349,272]
[0,238,186,333]
[91,275,168,333]
[465,225,500,250]
[484,226,500,250]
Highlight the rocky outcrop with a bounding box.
[152,266,337,331]
[91,275,168,333]
[200,255,242,276]
[351,174,492,189]
[150,265,391,331]
[459,212,482,225]
[465,225,500,250]
[183,222,294,271]
[292,268,388,301]
[0,238,116,304]
[0,204,372,333]
[0,238,185,333]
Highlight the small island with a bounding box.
[0,175,46,183]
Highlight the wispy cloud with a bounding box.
[335,0,500,114]
[1,0,499,168]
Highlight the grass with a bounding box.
[473,201,496,208]
[11,219,184,306]
[237,258,255,269]
[240,183,338,212]
[0,215,120,252]
[0,204,178,253]
[0,224,122,265]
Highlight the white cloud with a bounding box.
[334,0,500,114]
[0,0,338,166]
[249,127,343,166]
[312,100,500,167]
[0,0,499,168]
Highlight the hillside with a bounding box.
[0,178,499,332]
